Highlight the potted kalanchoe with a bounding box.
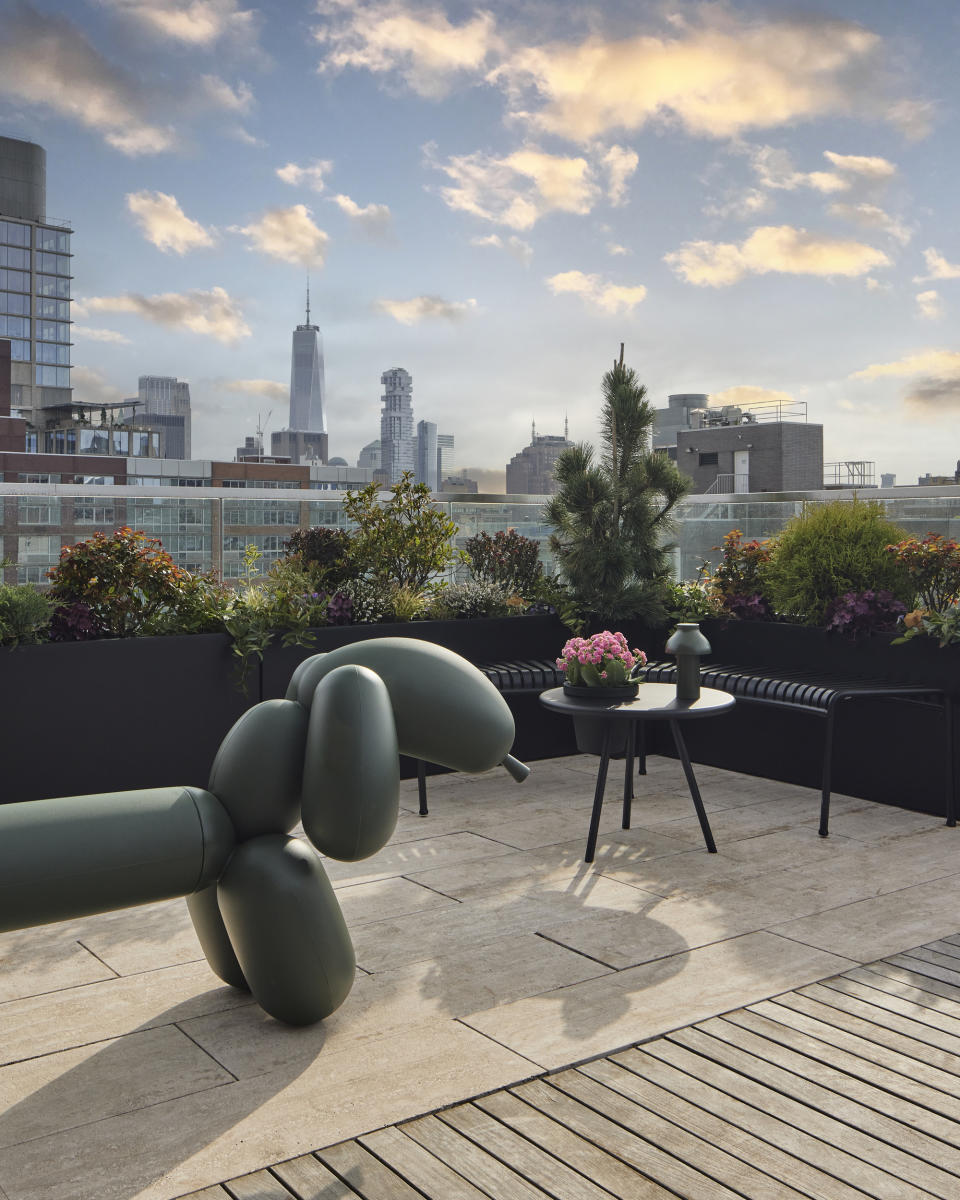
[557,631,647,700]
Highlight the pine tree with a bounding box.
[545,346,690,623]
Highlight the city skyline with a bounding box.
[0,1,957,485]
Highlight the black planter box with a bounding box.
[0,633,247,804]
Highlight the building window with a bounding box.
[18,472,56,484]
[36,320,70,342]
[35,274,70,299]
[698,452,719,467]
[0,220,30,247]
[36,341,71,365]
[35,297,69,320]
[18,498,62,525]
[6,339,30,361]
[74,503,116,525]
[0,314,30,338]
[35,365,71,387]
[0,246,29,270]
[0,290,30,316]
[36,251,71,276]
[36,227,71,253]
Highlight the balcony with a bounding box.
[1,751,957,1199]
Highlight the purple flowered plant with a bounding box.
[557,630,647,687]
[48,601,101,641]
[823,590,906,638]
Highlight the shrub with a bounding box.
[343,473,460,591]
[338,576,397,624]
[764,500,912,625]
[465,530,544,597]
[282,526,355,588]
[886,534,960,612]
[710,529,774,620]
[48,527,224,639]
[823,590,907,637]
[427,580,512,620]
[0,584,53,646]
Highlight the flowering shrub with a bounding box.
[465,530,544,598]
[711,529,774,620]
[823,590,907,638]
[886,534,960,612]
[557,630,647,687]
[428,580,512,620]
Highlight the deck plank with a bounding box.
[402,1113,553,1200]
[316,1141,426,1200]
[223,1171,296,1200]
[358,1126,490,1200]
[271,1154,364,1199]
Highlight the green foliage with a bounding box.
[710,529,775,620]
[387,584,428,622]
[886,534,960,612]
[666,575,724,623]
[894,603,960,647]
[544,351,691,625]
[338,576,397,624]
[764,500,912,625]
[49,526,225,639]
[282,526,355,589]
[343,472,461,590]
[427,580,512,619]
[0,584,53,646]
[465,530,544,597]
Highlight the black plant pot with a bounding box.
[563,683,639,757]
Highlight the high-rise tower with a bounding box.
[0,135,73,429]
[137,374,191,458]
[271,285,328,463]
[379,368,415,485]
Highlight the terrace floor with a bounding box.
[1,753,959,1200]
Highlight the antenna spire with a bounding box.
[305,274,311,325]
[564,411,569,440]
[531,417,536,442]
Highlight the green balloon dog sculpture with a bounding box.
[0,639,530,1025]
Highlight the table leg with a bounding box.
[670,720,717,854]
[622,728,635,829]
[585,724,613,863]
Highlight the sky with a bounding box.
[0,0,958,489]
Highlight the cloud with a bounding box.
[491,11,885,143]
[126,191,216,254]
[916,290,943,320]
[709,385,794,409]
[665,224,890,286]
[546,270,647,313]
[601,145,638,206]
[233,205,329,266]
[276,160,334,193]
[428,144,599,230]
[905,377,960,411]
[469,233,533,264]
[200,74,254,113]
[914,247,960,282]
[850,349,960,380]
[374,295,477,324]
[71,325,133,344]
[329,193,392,236]
[315,2,500,98]
[0,4,176,155]
[829,202,911,245]
[748,145,846,193]
[97,0,261,50]
[81,286,251,343]
[886,97,935,140]
[607,242,630,256]
[71,365,126,406]
[822,150,896,179]
[214,378,288,403]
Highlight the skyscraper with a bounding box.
[271,288,328,463]
[415,419,438,490]
[0,135,72,430]
[137,374,191,458]
[379,367,415,484]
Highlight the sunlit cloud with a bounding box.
[665,225,890,286]
[851,348,960,416]
[916,290,943,321]
[71,365,126,406]
[829,202,911,246]
[71,325,133,345]
[276,160,334,193]
[232,205,329,266]
[601,145,638,206]
[0,5,176,155]
[607,242,630,256]
[97,0,261,50]
[822,150,896,180]
[851,349,960,380]
[546,270,647,314]
[126,190,216,254]
[914,247,960,282]
[374,294,478,324]
[200,74,254,113]
[81,286,251,343]
[748,145,846,194]
[428,143,599,230]
[330,193,392,237]
[315,2,500,98]
[470,233,533,264]
[709,385,794,409]
[214,378,288,403]
[491,11,885,143]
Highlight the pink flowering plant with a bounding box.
[557,630,647,687]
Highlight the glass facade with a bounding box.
[4,484,960,587]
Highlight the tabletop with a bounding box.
[539,683,736,720]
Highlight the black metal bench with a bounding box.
[415,658,564,815]
[642,660,955,835]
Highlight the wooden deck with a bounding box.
[192,934,960,1200]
